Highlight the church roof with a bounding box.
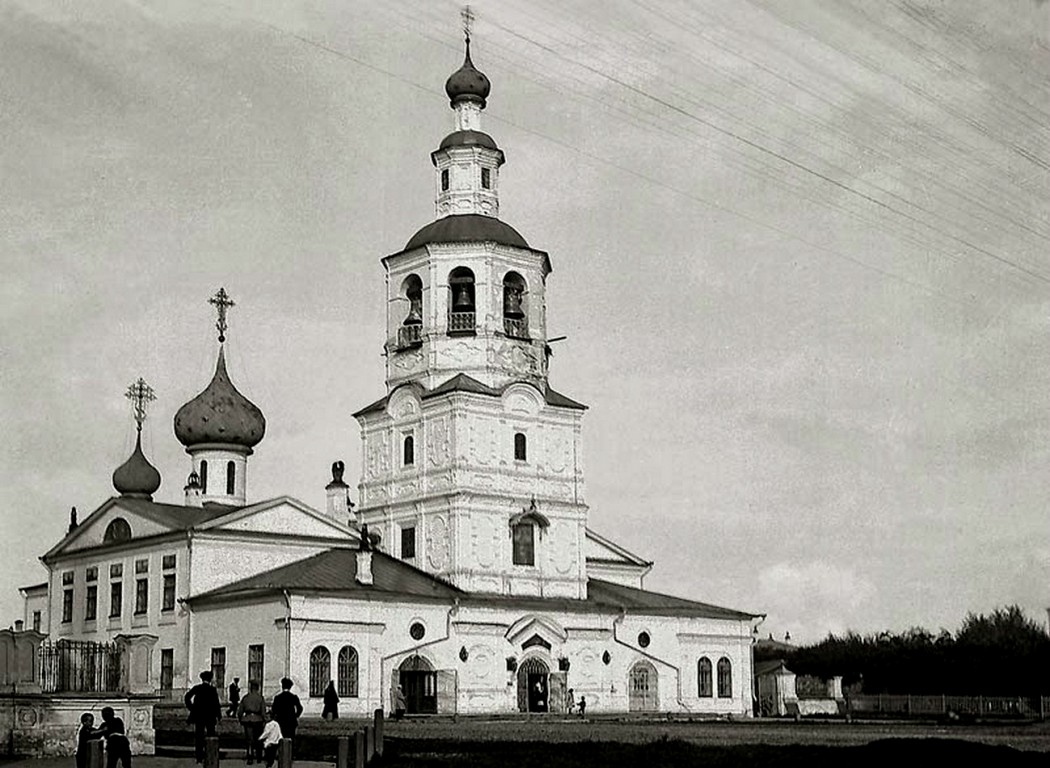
[187,547,760,620]
[188,548,464,604]
[112,434,162,499]
[438,130,500,152]
[353,375,586,418]
[403,215,530,252]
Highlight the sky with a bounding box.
[1,0,1047,645]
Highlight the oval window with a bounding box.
[638,631,651,649]
[409,622,426,641]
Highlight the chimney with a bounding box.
[326,461,351,522]
[184,471,203,508]
[355,523,374,586]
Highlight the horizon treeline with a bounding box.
[757,605,1050,695]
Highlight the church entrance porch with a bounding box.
[516,657,551,713]
[399,655,437,714]
[629,660,658,712]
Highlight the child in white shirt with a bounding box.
[258,719,283,768]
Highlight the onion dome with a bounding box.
[445,39,490,108]
[174,347,266,449]
[112,434,162,499]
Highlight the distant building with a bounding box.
[22,36,763,717]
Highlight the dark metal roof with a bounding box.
[189,548,464,604]
[174,347,266,449]
[115,498,241,530]
[404,215,529,251]
[354,376,587,419]
[585,579,761,620]
[188,546,758,620]
[438,130,499,152]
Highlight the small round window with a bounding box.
[409,622,426,641]
[638,631,651,648]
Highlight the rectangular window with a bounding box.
[85,585,98,621]
[481,167,491,189]
[441,168,449,191]
[85,566,98,582]
[62,571,74,586]
[160,648,174,691]
[211,647,226,692]
[401,526,416,559]
[110,581,123,618]
[32,611,41,633]
[248,644,264,687]
[62,589,74,623]
[135,558,149,574]
[162,554,176,570]
[134,578,148,615]
[512,523,535,566]
[162,574,176,611]
[110,563,123,579]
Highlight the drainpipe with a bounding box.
[282,590,293,677]
[379,599,459,713]
[612,608,692,712]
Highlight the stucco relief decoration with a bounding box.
[551,524,575,575]
[426,417,451,467]
[469,644,494,681]
[443,340,475,366]
[396,480,419,497]
[498,343,539,375]
[578,648,598,682]
[469,421,496,467]
[427,515,450,570]
[390,394,419,422]
[18,707,39,726]
[392,349,424,373]
[548,435,570,474]
[473,516,498,568]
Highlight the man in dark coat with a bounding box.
[227,677,241,717]
[185,670,222,763]
[94,707,131,768]
[270,677,303,747]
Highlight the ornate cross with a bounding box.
[208,287,236,343]
[462,5,474,43]
[125,377,156,433]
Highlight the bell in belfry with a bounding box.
[453,283,475,311]
[503,286,524,319]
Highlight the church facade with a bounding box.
[25,40,761,718]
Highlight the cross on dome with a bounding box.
[124,377,156,433]
[208,287,235,343]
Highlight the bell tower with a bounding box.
[354,28,589,601]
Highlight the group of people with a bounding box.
[567,688,587,716]
[184,671,303,767]
[76,708,131,768]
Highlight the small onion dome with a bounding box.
[174,347,266,449]
[445,40,490,108]
[438,130,499,152]
[112,434,162,499]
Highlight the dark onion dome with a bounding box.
[405,214,529,251]
[112,434,162,499]
[438,130,499,152]
[174,347,266,449]
[445,40,491,108]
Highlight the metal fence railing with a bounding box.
[39,640,122,693]
[846,694,1050,719]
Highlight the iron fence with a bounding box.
[39,639,122,693]
[846,693,1050,719]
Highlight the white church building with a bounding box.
[23,39,762,718]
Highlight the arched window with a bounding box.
[337,645,359,698]
[717,657,732,698]
[199,460,208,494]
[502,272,528,339]
[514,432,527,461]
[226,461,235,495]
[512,523,535,566]
[103,518,131,543]
[448,267,476,334]
[403,435,415,466]
[399,275,424,348]
[697,657,713,697]
[309,646,331,698]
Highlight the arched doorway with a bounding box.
[398,654,437,714]
[516,656,550,713]
[628,660,658,712]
